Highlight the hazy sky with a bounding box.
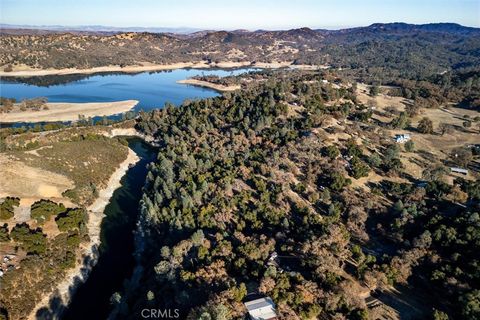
[1,0,479,30]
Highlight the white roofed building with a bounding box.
[450,167,468,175]
[394,134,411,143]
[244,297,278,320]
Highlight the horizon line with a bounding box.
[1,21,479,33]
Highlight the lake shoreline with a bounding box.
[27,145,140,320]
[0,100,138,123]
[0,61,325,78]
[177,79,241,92]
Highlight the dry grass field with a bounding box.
[0,127,130,236]
[356,83,479,183]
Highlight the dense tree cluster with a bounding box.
[117,70,480,319]
[30,199,66,224]
[376,178,480,318]
[109,75,386,319]
[0,201,88,319]
[10,223,47,255]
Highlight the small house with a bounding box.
[244,297,278,320]
[450,167,468,176]
[394,134,411,143]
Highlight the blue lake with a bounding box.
[0,68,256,112]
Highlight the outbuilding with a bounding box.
[450,167,468,176]
[244,297,278,320]
[394,134,411,143]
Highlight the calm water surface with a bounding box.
[0,68,256,112]
[61,138,156,320]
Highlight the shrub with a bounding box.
[3,64,13,72]
[404,140,414,152]
[390,112,410,129]
[324,145,340,159]
[329,172,352,191]
[0,197,20,220]
[30,200,66,224]
[10,223,47,255]
[55,208,87,232]
[0,224,9,242]
[418,117,434,134]
[351,156,370,179]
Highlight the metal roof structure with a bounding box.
[244,297,278,320]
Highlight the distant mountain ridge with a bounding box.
[351,22,480,35]
[1,22,479,35]
[1,22,479,82]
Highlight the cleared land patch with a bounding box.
[0,154,74,200]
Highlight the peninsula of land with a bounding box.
[0,100,138,123]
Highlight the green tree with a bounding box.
[191,230,205,246]
[390,112,410,129]
[0,197,20,220]
[55,208,87,231]
[324,145,340,159]
[460,290,480,319]
[418,117,434,134]
[439,123,454,136]
[404,140,414,152]
[232,283,247,302]
[432,309,449,320]
[329,172,352,191]
[368,153,382,167]
[384,144,401,167]
[351,156,370,179]
[346,139,362,158]
[10,223,47,255]
[30,200,66,224]
[0,223,9,242]
[351,309,369,320]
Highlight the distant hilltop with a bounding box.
[1,22,479,36]
[340,22,480,35]
[1,21,479,82]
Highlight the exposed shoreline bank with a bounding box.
[0,61,326,78]
[177,78,241,92]
[27,147,140,320]
[0,100,138,123]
